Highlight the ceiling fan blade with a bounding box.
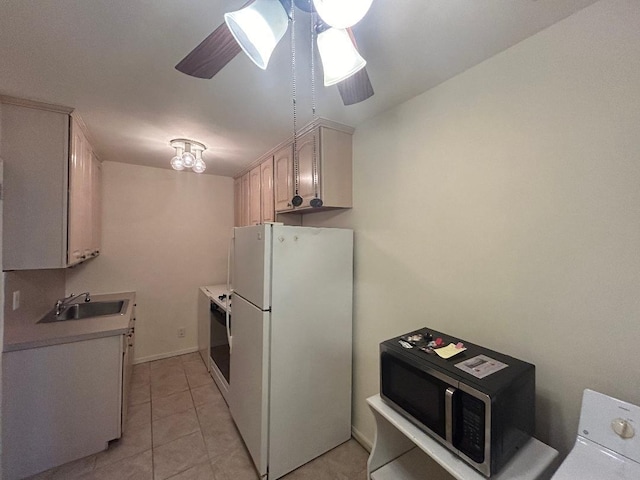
[175,0,255,79]
[337,67,374,105]
[175,23,241,79]
[337,28,374,105]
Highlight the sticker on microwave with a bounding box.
[455,355,508,379]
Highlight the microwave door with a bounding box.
[380,350,450,440]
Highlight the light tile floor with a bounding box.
[28,353,369,480]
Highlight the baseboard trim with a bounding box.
[352,425,372,452]
[133,346,199,365]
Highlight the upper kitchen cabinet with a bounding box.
[235,119,353,223]
[234,156,275,227]
[1,96,102,270]
[276,120,353,213]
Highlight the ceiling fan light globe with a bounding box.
[313,0,373,29]
[317,28,367,86]
[182,151,196,168]
[192,159,207,173]
[224,0,289,70]
[171,156,185,171]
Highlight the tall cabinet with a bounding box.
[1,96,102,269]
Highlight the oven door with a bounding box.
[210,302,230,388]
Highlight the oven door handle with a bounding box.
[445,386,457,444]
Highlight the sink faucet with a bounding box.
[55,292,91,315]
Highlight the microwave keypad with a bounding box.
[459,394,485,463]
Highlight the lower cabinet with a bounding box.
[2,334,132,480]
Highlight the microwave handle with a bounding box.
[445,387,456,444]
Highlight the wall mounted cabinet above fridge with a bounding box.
[234,119,353,226]
[1,96,102,270]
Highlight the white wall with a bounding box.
[305,0,640,457]
[67,162,234,362]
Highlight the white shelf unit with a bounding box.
[367,394,559,480]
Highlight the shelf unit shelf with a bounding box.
[366,394,559,480]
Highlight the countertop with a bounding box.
[3,291,136,353]
[200,284,230,313]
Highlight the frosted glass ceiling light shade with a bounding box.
[192,150,206,173]
[224,0,289,70]
[170,156,185,171]
[170,139,207,173]
[313,0,373,29]
[182,149,196,168]
[192,159,206,174]
[317,28,366,86]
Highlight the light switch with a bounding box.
[12,290,20,310]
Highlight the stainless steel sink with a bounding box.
[39,300,129,323]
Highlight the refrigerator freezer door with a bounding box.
[233,225,272,310]
[228,294,270,477]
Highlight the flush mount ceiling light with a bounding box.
[312,0,373,29]
[169,139,206,173]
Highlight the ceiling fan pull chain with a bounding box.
[309,5,323,208]
[290,2,303,208]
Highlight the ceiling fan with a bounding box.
[175,0,374,106]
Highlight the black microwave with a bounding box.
[380,327,535,477]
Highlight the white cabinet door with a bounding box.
[68,117,86,264]
[68,116,97,265]
[91,153,102,256]
[296,128,319,208]
[260,157,274,223]
[234,176,243,227]
[249,165,262,225]
[274,144,293,212]
[1,102,69,269]
[3,336,122,479]
[228,294,270,478]
[241,173,250,227]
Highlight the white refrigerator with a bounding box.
[229,224,353,480]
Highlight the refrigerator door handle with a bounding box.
[226,230,234,351]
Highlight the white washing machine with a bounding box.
[552,389,640,480]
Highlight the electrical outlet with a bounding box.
[178,327,186,338]
[12,291,20,310]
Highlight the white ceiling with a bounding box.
[0,0,598,177]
